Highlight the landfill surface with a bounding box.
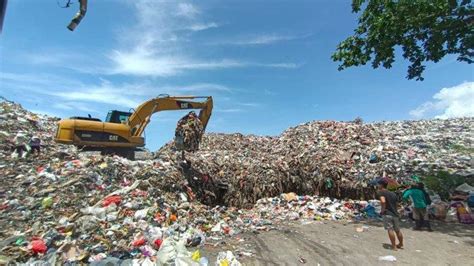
[158,117,473,207]
[236,219,474,265]
[0,99,473,264]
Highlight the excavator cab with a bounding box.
[105,110,132,124]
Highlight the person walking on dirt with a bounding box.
[403,183,433,231]
[377,179,404,250]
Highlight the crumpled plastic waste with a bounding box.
[378,255,397,262]
[41,197,53,208]
[102,195,121,207]
[216,251,242,266]
[30,238,47,254]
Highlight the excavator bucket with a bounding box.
[67,0,87,31]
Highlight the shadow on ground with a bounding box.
[428,221,474,240]
[354,218,474,243]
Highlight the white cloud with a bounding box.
[264,88,277,96]
[29,109,61,118]
[53,102,99,113]
[1,72,82,89]
[52,90,140,107]
[233,34,299,45]
[106,1,298,77]
[163,83,232,92]
[237,102,261,107]
[109,47,251,76]
[109,48,297,76]
[177,3,199,18]
[25,53,71,65]
[216,102,263,113]
[409,81,474,119]
[6,1,298,77]
[212,33,311,46]
[257,63,299,68]
[1,72,146,108]
[188,22,218,31]
[1,71,239,111]
[16,50,104,74]
[215,108,244,113]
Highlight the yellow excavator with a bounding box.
[54,95,213,159]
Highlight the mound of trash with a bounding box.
[0,100,247,264]
[0,99,64,156]
[158,118,474,207]
[1,99,473,264]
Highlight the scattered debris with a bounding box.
[299,256,307,264]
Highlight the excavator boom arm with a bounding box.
[128,96,213,137]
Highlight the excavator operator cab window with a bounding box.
[105,110,132,124]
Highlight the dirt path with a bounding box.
[204,219,474,265]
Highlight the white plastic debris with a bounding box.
[378,255,397,262]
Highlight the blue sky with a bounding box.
[1,0,473,150]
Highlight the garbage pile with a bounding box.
[1,99,473,264]
[0,100,245,264]
[174,112,204,152]
[159,119,474,207]
[0,99,66,158]
[443,183,474,224]
[245,192,380,224]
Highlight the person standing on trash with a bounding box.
[402,183,433,231]
[377,179,404,251]
[12,132,29,158]
[29,135,41,155]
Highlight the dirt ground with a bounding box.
[203,219,474,265]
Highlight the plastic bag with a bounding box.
[191,250,201,262]
[175,256,198,266]
[363,205,377,218]
[446,207,458,223]
[42,197,53,209]
[199,257,209,266]
[431,202,448,220]
[455,203,474,224]
[147,226,163,242]
[468,194,474,208]
[132,238,146,247]
[134,208,150,220]
[216,251,241,266]
[156,238,177,265]
[378,255,396,262]
[102,195,121,207]
[30,238,47,254]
